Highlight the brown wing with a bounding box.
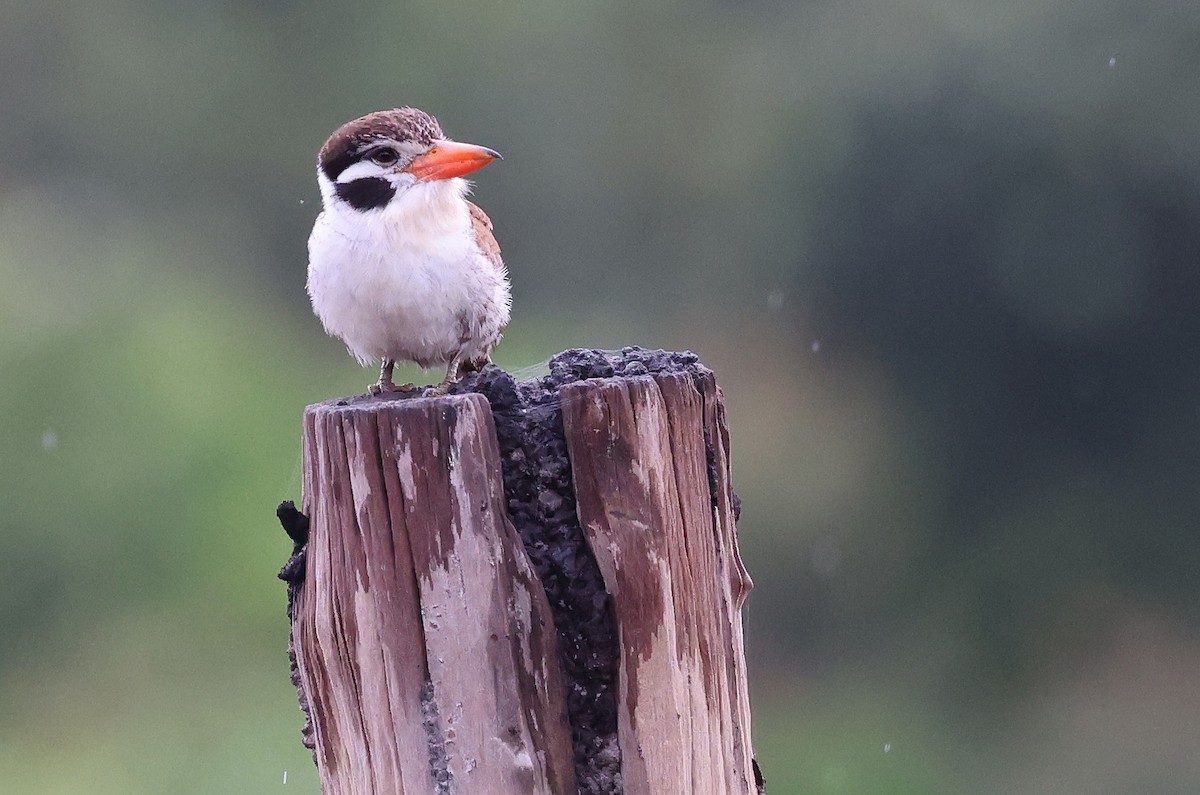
[467,201,504,273]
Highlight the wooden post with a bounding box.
[281,349,762,794]
[561,370,756,794]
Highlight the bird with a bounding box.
[306,107,509,395]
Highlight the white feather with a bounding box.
[307,172,510,369]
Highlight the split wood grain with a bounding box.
[294,394,575,795]
[561,371,757,795]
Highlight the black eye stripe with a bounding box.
[322,142,403,181]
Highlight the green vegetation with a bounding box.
[4,0,1200,791]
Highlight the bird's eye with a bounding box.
[370,148,399,165]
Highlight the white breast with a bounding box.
[307,178,510,368]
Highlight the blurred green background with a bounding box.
[4,0,1200,792]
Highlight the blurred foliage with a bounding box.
[3,0,1200,792]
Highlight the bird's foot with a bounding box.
[368,360,416,396]
[368,381,417,396]
[425,358,464,397]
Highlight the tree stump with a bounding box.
[279,348,761,795]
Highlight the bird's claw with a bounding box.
[368,381,416,396]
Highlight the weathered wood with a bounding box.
[294,393,576,794]
[561,370,757,794]
[285,349,760,794]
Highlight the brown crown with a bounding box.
[318,107,444,181]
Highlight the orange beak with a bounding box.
[404,140,502,181]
